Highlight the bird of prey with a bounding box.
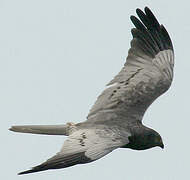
[10,7,174,175]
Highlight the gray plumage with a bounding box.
[10,7,174,175]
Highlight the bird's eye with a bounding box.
[154,136,161,144]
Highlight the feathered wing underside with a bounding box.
[87,7,174,123]
[18,128,130,175]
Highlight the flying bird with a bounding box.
[10,7,174,175]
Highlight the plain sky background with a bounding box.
[1,0,189,179]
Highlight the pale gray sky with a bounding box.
[1,0,189,179]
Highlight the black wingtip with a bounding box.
[18,167,44,175]
[136,8,144,15]
[144,6,150,12]
[130,15,135,21]
[130,6,173,54]
[136,7,150,14]
[144,7,153,16]
[18,169,34,175]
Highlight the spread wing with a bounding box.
[87,7,174,124]
[18,128,129,175]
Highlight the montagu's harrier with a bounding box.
[10,7,174,175]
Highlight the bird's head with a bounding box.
[126,126,164,150]
[149,129,164,149]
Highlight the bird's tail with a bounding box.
[9,123,76,136]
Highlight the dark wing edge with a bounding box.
[18,152,91,175]
[107,7,174,86]
[130,7,173,57]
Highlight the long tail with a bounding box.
[9,123,76,136]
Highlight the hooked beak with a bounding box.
[160,143,164,149]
